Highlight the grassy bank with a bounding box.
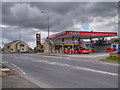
[10,52,24,54]
[0,75,5,77]
[39,54,58,56]
[100,56,120,62]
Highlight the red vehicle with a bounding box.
[68,50,77,54]
[74,50,77,53]
[106,48,113,52]
[78,48,90,54]
[63,49,78,54]
[92,49,95,53]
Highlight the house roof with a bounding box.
[4,40,26,45]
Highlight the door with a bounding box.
[119,45,120,51]
[113,45,116,51]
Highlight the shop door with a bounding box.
[113,45,116,51]
[119,45,120,51]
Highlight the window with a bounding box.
[20,44,24,47]
[11,49,13,51]
[7,46,9,49]
[22,48,24,50]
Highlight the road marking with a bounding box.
[10,63,26,75]
[71,66,117,76]
[12,54,119,67]
[33,54,119,66]
[72,59,120,66]
[96,61,120,66]
[62,57,119,66]
[31,59,118,76]
[42,56,62,59]
[67,53,109,58]
[66,58,70,59]
[9,54,118,75]
[2,61,9,64]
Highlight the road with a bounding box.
[2,53,119,88]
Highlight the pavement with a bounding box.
[2,76,40,88]
[1,64,40,88]
[1,53,119,88]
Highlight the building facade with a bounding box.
[4,40,29,53]
[43,40,55,53]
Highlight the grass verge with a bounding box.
[0,75,5,77]
[100,56,120,62]
[100,59,120,62]
[39,54,58,56]
[10,52,25,54]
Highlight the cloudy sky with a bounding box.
[1,2,118,48]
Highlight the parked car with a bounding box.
[92,49,95,53]
[106,48,113,52]
[68,50,77,54]
[78,48,90,54]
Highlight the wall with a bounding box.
[94,44,111,53]
[43,41,55,53]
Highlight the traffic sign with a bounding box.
[36,34,41,48]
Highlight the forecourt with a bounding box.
[44,31,117,53]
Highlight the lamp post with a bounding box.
[15,27,21,52]
[15,27,21,41]
[41,11,50,54]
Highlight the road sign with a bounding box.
[36,34,41,48]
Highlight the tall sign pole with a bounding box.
[41,11,50,54]
[72,36,74,54]
[36,34,41,50]
[62,38,64,53]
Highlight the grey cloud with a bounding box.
[1,2,118,48]
[2,2,118,31]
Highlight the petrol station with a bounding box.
[43,31,118,54]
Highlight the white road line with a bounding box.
[73,59,120,66]
[66,58,70,59]
[15,55,119,66]
[42,56,62,59]
[62,57,119,66]
[10,63,26,75]
[31,59,118,76]
[2,61,9,64]
[71,66,117,76]
[20,54,119,66]
[36,55,119,66]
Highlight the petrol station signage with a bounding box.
[66,31,117,36]
[36,34,41,48]
[48,31,117,40]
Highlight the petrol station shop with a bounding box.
[43,31,117,54]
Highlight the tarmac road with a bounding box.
[2,53,119,88]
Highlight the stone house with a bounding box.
[43,39,55,53]
[4,40,29,53]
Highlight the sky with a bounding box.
[0,2,119,49]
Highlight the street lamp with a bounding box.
[15,27,21,41]
[15,27,22,52]
[41,11,50,54]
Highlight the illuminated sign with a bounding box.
[48,31,117,39]
[36,34,41,48]
[67,31,117,36]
